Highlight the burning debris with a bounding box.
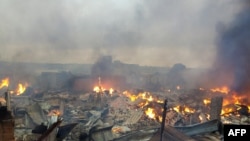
[0,77,9,89]
[212,0,250,101]
[0,77,28,96]
[210,86,230,94]
[0,0,250,140]
[0,73,249,141]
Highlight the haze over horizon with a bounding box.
[0,0,245,68]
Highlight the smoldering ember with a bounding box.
[0,55,249,141]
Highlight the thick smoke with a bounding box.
[0,0,243,67]
[91,56,113,78]
[214,1,250,95]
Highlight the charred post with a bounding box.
[5,91,11,111]
[160,99,168,141]
[210,96,223,120]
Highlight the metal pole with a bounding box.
[160,99,168,141]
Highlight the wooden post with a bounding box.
[210,96,223,120]
[160,99,168,141]
[5,92,11,111]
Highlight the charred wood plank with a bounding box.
[210,96,223,120]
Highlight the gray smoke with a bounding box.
[0,0,243,68]
[214,1,250,95]
[91,56,113,78]
[166,63,186,89]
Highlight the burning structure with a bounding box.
[0,64,249,141]
[0,50,249,141]
[0,51,249,141]
[207,1,250,104]
[0,1,250,141]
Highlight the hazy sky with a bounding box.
[0,0,244,68]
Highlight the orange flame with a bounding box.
[48,109,61,116]
[173,105,195,114]
[0,78,9,89]
[203,99,211,106]
[122,91,138,101]
[157,100,164,104]
[145,108,156,119]
[222,93,249,106]
[158,116,163,122]
[123,91,164,121]
[93,85,114,95]
[16,83,27,95]
[173,105,181,113]
[124,92,157,102]
[138,101,149,108]
[147,95,154,102]
[184,106,195,113]
[130,95,137,102]
[210,86,230,94]
[93,86,104,93]
[221,107,234,115]
[109,88,114,94]
[220,91,250,116]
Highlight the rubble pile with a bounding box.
[11,89,162,141]
[0,78,249,141]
